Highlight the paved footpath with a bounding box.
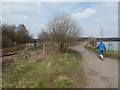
[73,43,118,88]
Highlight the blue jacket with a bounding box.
[97,42,106,51]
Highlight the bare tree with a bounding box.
[2,24,16,48]
[38,28,50,43]
[16,24,33,44]
[2,24,33,48]
[48,13,81,53]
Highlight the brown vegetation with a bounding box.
[47,13,81,53]
[2,44,26,55]
[2,58,14,67]
[38,29,50,43]
[2,24,33,48]
[88,37,97,47]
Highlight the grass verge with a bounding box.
[2,42,84,88]
[84,44,120,60]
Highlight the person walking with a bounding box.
[97,40,106,60]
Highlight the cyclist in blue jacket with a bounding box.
[97,40,106,60]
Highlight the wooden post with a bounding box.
[43,43,45,58]
[109,40,110,50]
[111,41,113,50]
[94,43,95,48]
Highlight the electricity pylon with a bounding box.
[100,27,104,39]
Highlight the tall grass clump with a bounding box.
[88,37,97,48]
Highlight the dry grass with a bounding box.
[2,42,85,88]
[2,44,26,55]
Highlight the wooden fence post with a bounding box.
[109,40,110,50]
[111,41,113,50]
[43,43,45,58]
[94,43,96,48]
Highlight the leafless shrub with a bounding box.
[88,37,97,47]
[47,13,81,53]
[38,29,50,43]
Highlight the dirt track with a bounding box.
[73,42,118,88]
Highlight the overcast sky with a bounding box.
[1,1,118,38]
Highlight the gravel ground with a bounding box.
[72,42,118,88]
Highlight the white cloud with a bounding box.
[2,14,28,24]
[93,2,118,15]
[33,24,45,28]
[94,15,118,27]
[71,8,95,20]
[9,15,28,20]
[2,0,119,2]
[2,2,43,23]
[1,2,118,38]
[2,15,28,22]
[2,3,42,16]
